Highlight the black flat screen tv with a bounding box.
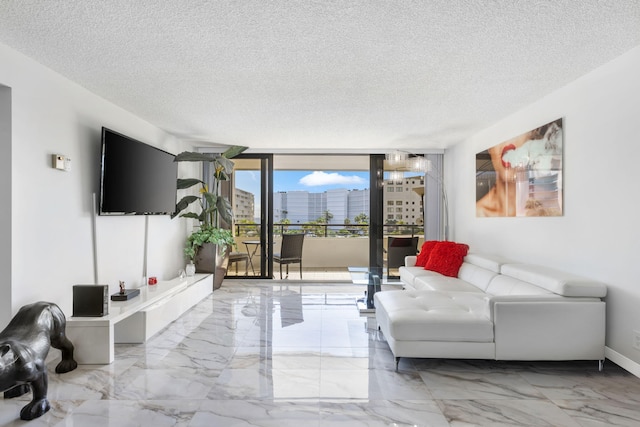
[99,127,177,215]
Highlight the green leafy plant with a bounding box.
[184,226,236,260]
[173,146,247,228]
[172,145,248,258]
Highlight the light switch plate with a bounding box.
[52,154,70,171]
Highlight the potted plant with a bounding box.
[173,146,247,289]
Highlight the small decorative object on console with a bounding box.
[0,302,78,420]
[185,261,196,277]
[110,281,141,301]
[148,276,158,285]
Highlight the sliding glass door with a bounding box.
[228,154,273,279]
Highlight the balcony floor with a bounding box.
[228,267,403,282]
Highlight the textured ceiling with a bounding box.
[1,1,639,151]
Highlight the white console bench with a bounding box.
[66,274,212,364]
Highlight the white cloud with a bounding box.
[248,170,259,182]
[299,171,366,187]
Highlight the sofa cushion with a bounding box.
[464,253,509,273]
[374,290,493,342]
[485,274,554,296]
[415,240,439,267]
[425,242,469,277]
[413,275,485,292]
[456,262,499,292]
[500,264,607,298]
[399,266,441,289]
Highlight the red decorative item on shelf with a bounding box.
[148,277,158,285]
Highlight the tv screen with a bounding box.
[99,127,177,215]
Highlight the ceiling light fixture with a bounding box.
[385,150,409,168]
[385,150,430,173]
[409,156,429,173]
[388,170,405,181]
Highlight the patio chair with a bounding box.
[273,233,305,279]
[228,251,250,276]
[387,236,418,277]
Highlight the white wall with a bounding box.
[0,42,191,324]
[446,46,640,370]
[0,85,11,327]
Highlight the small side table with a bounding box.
[243,240,261,275]
[347,267,403,314]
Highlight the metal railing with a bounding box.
[234,223,424,238]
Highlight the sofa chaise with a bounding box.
[374,252,607,371]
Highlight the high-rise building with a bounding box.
[308,192,326,223]
[347,188,369,221]
[262,178,424,226]
[286,191,311,224]
[383,175,424,224]
[234,188,255,222]
[326,189,348,225]
[273,191,285,222]
[273,188,370,224]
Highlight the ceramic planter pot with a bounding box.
[194,242,230,290]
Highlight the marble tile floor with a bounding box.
[234,268,407,282]
[228,267,355,281]
[3,281,640,426]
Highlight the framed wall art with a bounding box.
[476,118,563,217]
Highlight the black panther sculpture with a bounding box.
[0,302,78,420]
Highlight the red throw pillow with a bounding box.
[415,240,439,267]
[425,242,470,277]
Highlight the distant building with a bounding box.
[255,176,424,226]
[274,191,312,224]
[273,188,370,224]
[347,188,369,221]
[384,174,424,224]
[326,189,348,226]
[234,188,255,222]
[308,192,326,223]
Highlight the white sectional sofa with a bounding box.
[374,253,607,371]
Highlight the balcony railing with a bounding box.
[234,223,424,238]
[228,223,425,277]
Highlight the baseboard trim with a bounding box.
[605,346,640,378]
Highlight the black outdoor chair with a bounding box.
[228,251,250,276]
[273,233,305,279]
[387,236,419,277]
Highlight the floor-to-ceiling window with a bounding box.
[226,152,443,281]
[231,154,371,280]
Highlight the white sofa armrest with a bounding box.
[493,300,605,361]
[404,255,417,267]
